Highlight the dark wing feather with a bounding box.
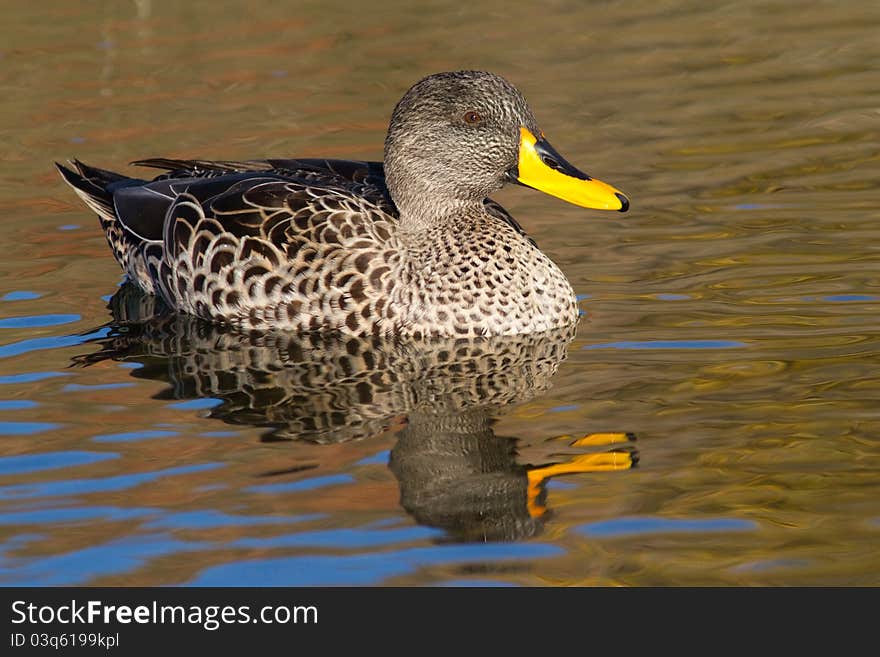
[115,159,395,243]
[131,158,276,177]
[113,173,292,241]
[131,157,388,193]
[199,177,395,246]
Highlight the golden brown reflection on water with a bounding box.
[0,0,878,585]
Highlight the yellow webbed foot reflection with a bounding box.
[527,433,638,518]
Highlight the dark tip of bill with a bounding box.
[615,192,630,213]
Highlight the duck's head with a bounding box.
[383,70,629,225]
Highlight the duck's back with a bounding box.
[58,158,407,334]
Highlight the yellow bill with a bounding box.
[513,127,629,212]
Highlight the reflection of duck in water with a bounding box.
[58,70,627,337]
[391,409,635,541]
[77,287,636,541]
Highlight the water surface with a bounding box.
[0,0,878,585]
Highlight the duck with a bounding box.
[57,70,629,338]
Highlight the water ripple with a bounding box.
[583,340,748,350]
[0,451,117,476]
[0,463,224,500]
[0,534,206,586]
[92,430,179,443]
[0,421,61,436]
[0,327,110,359]
[578,516,758,538]
[188,543,564,586]
[245,474,355,495]
[0,314,80,329]
[228,525,442,550]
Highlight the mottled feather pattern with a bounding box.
[157,177,403,335]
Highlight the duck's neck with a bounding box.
[384,155,496,234]
[393,192,484,235]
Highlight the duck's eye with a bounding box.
[463,110,483,124]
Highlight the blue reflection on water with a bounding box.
[168,398,223,410]
[655,293,691,300]
[92,430,179,443]
[578,516,757,538]
[0,463,223,500]
[0,451,117,476]
[1,291,41,301]
[246,474,355,494]
[546,480,578,490]
[0,400,38,411]
[822,294,878,302]
[144,511,325,530]
[229,525,442,550]
[355,450,390,466]
[0,507,152,525]
[0,506,323,533]
[189,542,563,586]
[0,422,61,435]
[0,327,110,359]
[0,372,70,385]
[584,340,746,350]
[0,534,206,586]
[63,382,136,392]
[0,314,80,329]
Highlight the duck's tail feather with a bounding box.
[55,159,127,224]
[56,160,154,279]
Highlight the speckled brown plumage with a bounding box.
[57,71,586,337]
